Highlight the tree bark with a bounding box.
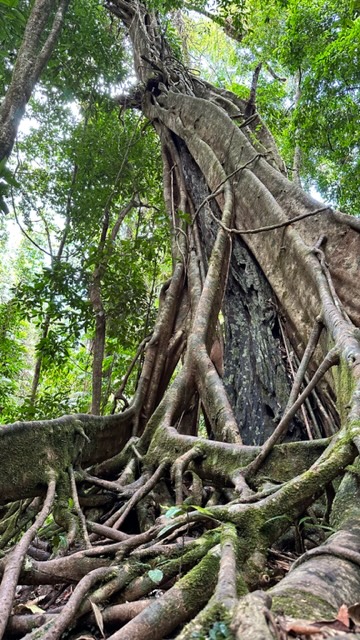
[0,0,70,162]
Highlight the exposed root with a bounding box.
[290,544,360,572]
[111,460,169,530]
[231,591,273,640]
[171,446,204,504]
[69,466,91,549]
[106,546,221,640]
[27,566,117,640]
[0,475,56,639]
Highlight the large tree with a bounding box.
[1,1,360,639]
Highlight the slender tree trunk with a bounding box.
[89,201,135,414]
[0,0,70,162]
[293,69,302,187]
[29,317,50,407]
[28,166,76,407]
[89,267,106,415]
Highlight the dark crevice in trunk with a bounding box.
[223,240,303,445]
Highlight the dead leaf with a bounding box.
[16,599,45,614]
[336,603,350,627]
[284,615,351,636]
[285,620,326,635]
[25,602,45,614]
[90,600,105,638]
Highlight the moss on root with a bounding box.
[177,589,235,640]
[333,358,355,424]
[144,425,328,490]
[271,590,336,620]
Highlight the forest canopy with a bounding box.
[0,0,360,639]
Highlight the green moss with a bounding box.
[145,425,328,493]
[255,439,329,488]
[330,457,360,528]
[122,530,221,603]
[0,416,84,501]
[236,572,249,597]
[333,358,355,424]
[243,550,267,588]
[179,597,235,640]
[180,548,220,610]
[53,471,75,532]
[272,590,336,620]
[237,509,267,552]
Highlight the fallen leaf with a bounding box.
[16,599,45,614]
[90,600,105,638]
[285,620,326,635]
[336,603,350,627]
[148,569,164,584]
[24,602,45,614]
[284,616,351,636]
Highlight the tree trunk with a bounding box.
[179,139,301,445]
[89,201,135,414]
[1,2,360,639]
[0,0,70,162]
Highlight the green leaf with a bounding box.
[264,514,292,525]
[190,505,214,517]
[147,569,164,584]
[164,505,186,518]
[156,523,178,538]
[0,0,19,8]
